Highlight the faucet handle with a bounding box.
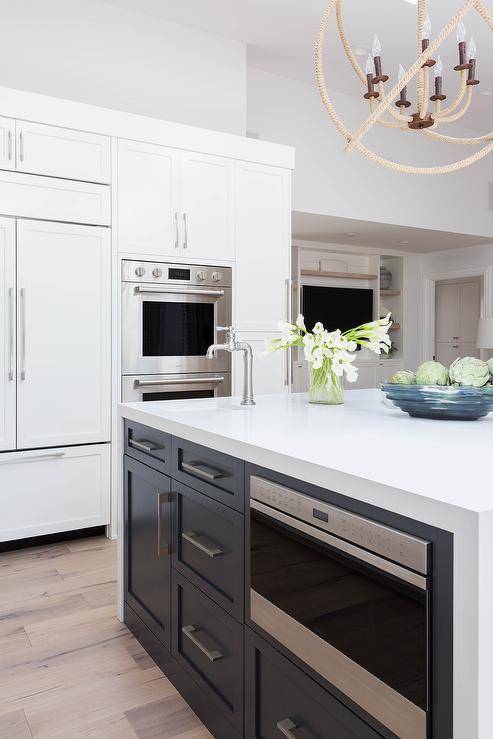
[217,325,236,343]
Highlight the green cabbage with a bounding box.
[389,370,417,385]
[415,361,449,386]
[449,357,490,387]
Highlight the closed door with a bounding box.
[16,220,111,449]
[15,121,110,183]
[0,117,15,171]
[0,217,16,451]
[124,456,171,647]
[117,139,180,257]
[435,280,481,364]
[235,162,291,332]
[180,152,234,261]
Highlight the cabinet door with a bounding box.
[235,162,291,332]
[345,363,377,390]
[117,139,180,257]
[180,152,234,261]
[0,117,15,171]
[15,121,110,183]
[124,456,171,648]
[375,361,402,386]
[436,283,459,343]
[459,281,481,343]
[0,218,16,451]
[0,444,110,542]
[16,220,111,449]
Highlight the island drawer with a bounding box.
[171,571,244,734]
[172,481,244,620]
[125,420,171,475]
[245,628,384,739]
[172,437,244,512]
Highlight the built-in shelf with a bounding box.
[301,270,378,280]
[380,289,401,297]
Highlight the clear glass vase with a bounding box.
[308,362,344,405]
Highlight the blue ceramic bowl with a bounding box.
[381,383,493,421]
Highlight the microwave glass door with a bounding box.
[250,509,429,712]
[142,301,214,357]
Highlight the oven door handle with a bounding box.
[277,718,317,739]
[134,285,225,297]
[251,499,427,590]
[134,376,225,388]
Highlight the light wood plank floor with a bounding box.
[0,535,213,739]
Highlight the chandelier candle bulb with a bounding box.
[467,37,479,85]
[396,64,411,107]
[371,34,388,83]
[430,56,447,101]
[421,15,436,67]
[455,20,472,70]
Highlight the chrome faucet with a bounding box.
[206,326,255,406]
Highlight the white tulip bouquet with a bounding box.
[267,313,393,404]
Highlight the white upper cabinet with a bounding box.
[235,162,291,332]
[15,121,111,183]
[0,218,16,451]
[0,117,15,171]
[117,139,180,257]
[16,220,111,450]
[180,152,234,261]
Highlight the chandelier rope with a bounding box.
[315,0,493,174]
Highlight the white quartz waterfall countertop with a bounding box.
[119,389,493,513]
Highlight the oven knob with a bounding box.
[196,270,206,281]
[152,268,163,278]
[135,266,146,277]
[211,271,222,282]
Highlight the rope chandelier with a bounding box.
[315,0,493,175]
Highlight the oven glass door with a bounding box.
[142,301,213,357]
[250,508,429,714]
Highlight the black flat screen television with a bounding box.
[302,286,373,334]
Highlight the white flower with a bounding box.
[296,314,306,331]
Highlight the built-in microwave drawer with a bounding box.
[172,481,244,620]
[172,571,243,734]
[172,437,244,512]
[245,628,383,739]
[124,420,171,475]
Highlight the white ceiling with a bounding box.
[292,211,492,252]
[102,0,493,130]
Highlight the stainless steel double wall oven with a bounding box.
[122,260,232,401]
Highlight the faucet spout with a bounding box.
[205,327,255,405]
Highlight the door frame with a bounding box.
[422,266,492,363]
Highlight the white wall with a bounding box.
[248,68,493,238]
[0,0,247,135]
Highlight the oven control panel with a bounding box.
[122,260,232,288]
[251,476,429,575]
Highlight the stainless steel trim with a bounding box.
[183,212,188,249]
[122,261,232,288]
[251,590,427,739]
[20,287,26,381]
[174,212,179,249]
[134,376,225,388]
[251,499,426,590]
[128,438,164,453]
[181,625,223,662]
[181,461,224,481]
[251,476,429,575]
[277,718,315,739]
[0,451,66,465]
[157,491,170,558]
[182,531,224,558]
[8,287,14,381]
[19,131,24,162]
[134,285,225,298]
[7,129,12,161]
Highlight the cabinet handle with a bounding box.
[182,212,188,249]
[174,211,179,249]
[8,287,14,381]
[452,336,460,340]
[7,129,12,161]
[20,287,26,381]
[19,131,24,162]
[182,531,224,558]
[157,491,170,558]
[0,451,66,465]
[277,718,316,739]
[181,460,224,481]
[128,438,164,454]
[452,346,459,349]
[181,625,223,662]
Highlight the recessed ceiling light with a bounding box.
[353,47,368,57]
[345,232,357,237]
[399,240,410,244]
[480,90,493,96]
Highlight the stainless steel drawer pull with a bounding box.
[128,438,164,454]
[182,461,225,481]
[277,718,316,739]
[20,287,26,381]
[181,625,223,662]
[8,287,14,381]
[134,376,224,388]
[19,130,24,162]
[157,491,170,558]
[182,531,224,558]
[0,451,66,465]
[7,129,12,160]
[135,285,224,297]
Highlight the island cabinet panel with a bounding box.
[172,481,244,620]
[172,437,245,512]
[245,628,383,739]
[124,420,171,475]
[124,455,172,648]
[171,571,244,735]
